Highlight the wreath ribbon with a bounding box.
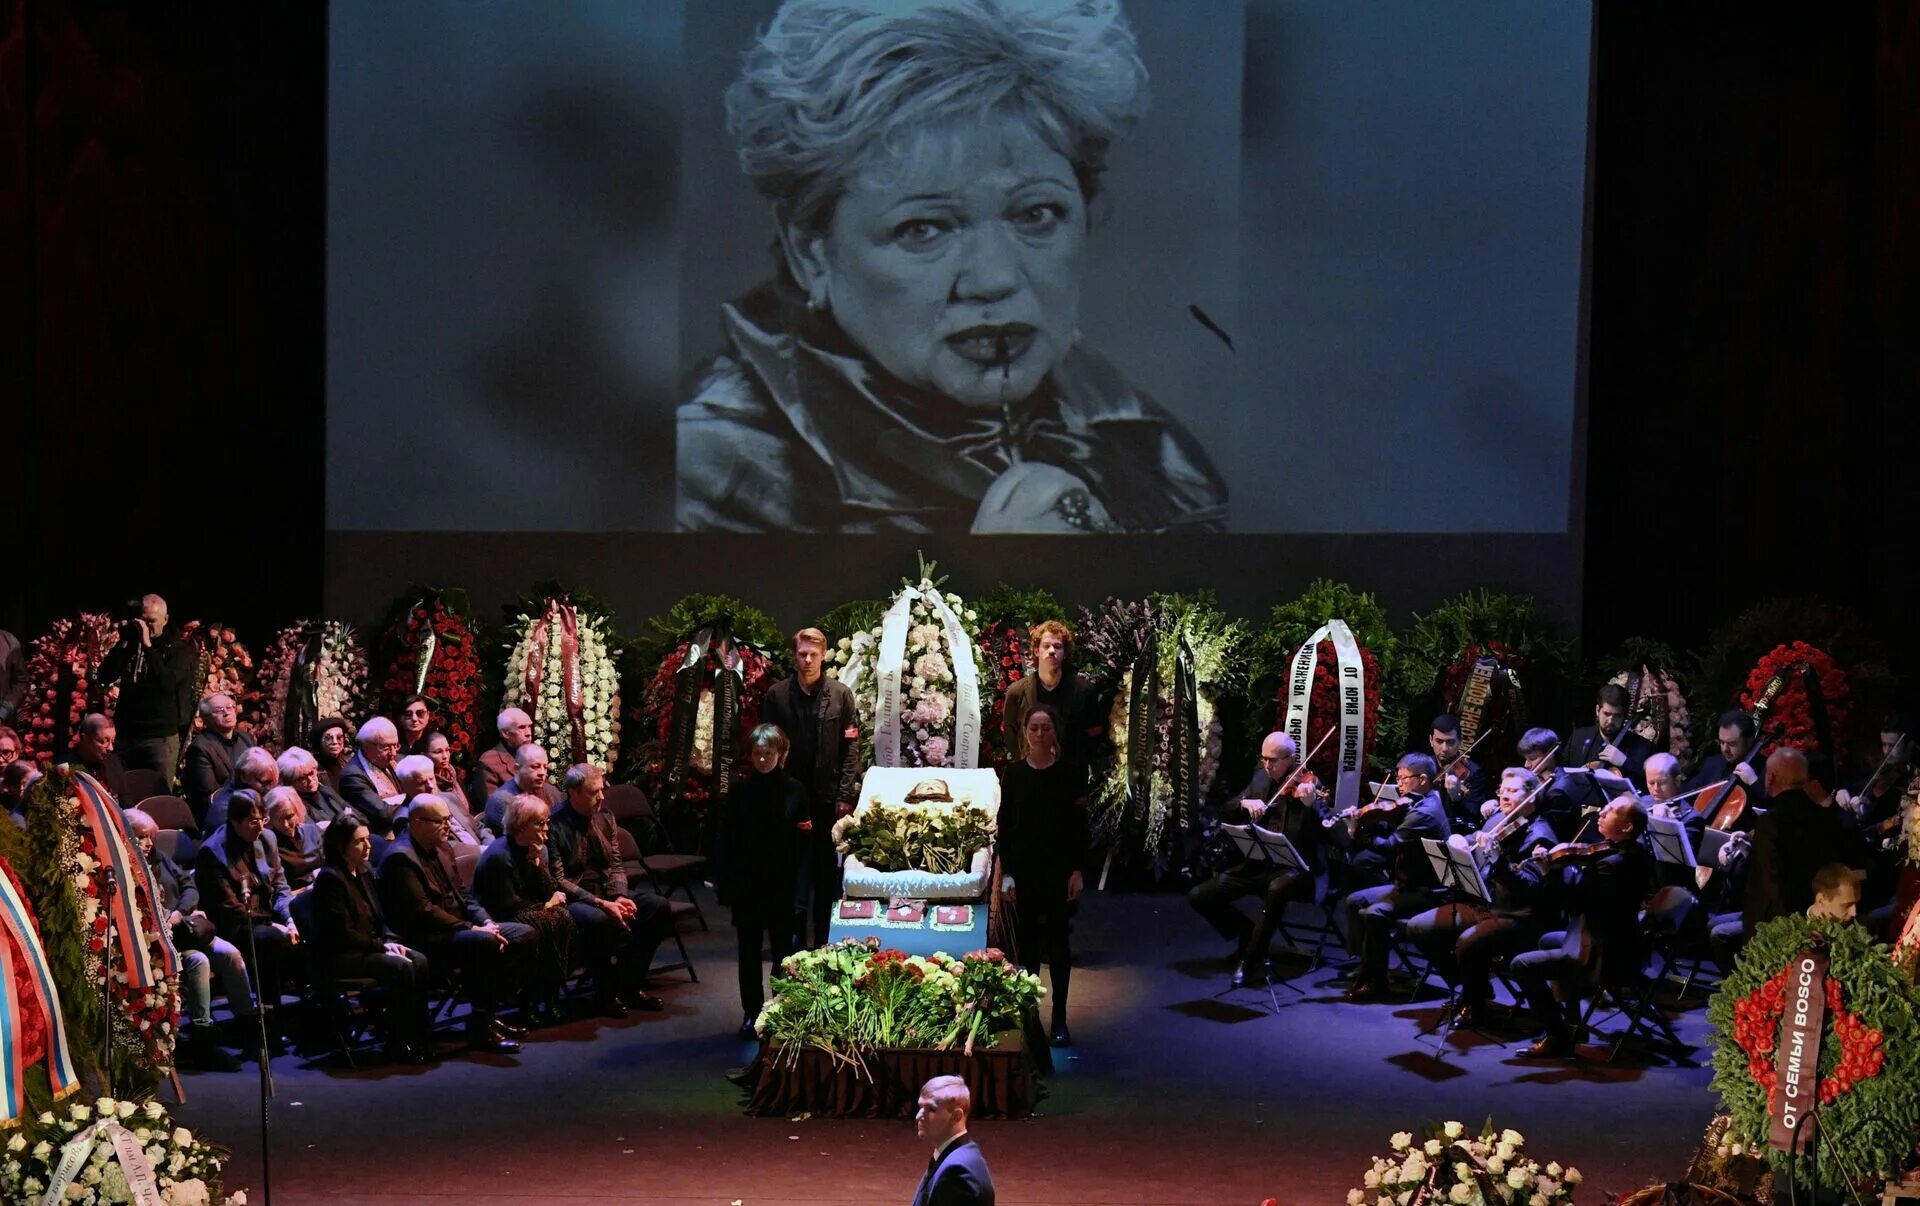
[559,603,584,765]
[664,624,717,798]
[1126,643,1159,814]
[0,867,78,1125]
[1169,637,1198,837]
[72,772,178,988]
[872,586,982,768]
[1282,621,1368,810]
[41,1118,165,1206]
[713,637,743,800]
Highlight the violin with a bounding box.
[1534,840,1616,868]
[1347,794,1411,838]
[1471,770,1557,858]
[1437,728,1497,798]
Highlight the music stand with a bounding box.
[1645,816,1696,868]
[1416,837,1500,1050]
[1214,825,1306,1008]
[1697,826,1734,867]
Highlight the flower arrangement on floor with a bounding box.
[1709,913,1920,1196]
[1400,591,1572,753]
[251,621,371,752]
[828,560,986,770]
[501,589,621,769]
[175,621,258,746]
[754,939,1043,1068]
[1345,1121,1580,1205]
[833,804,995,874]
[631,594,786,823]
[377,588,488,763]
[1252,579,1405,773]
[1077,593,1241,872]
[18,767,180,1092]
[1739,641,1851,758]
[18,612,119,765]
[969,584,1068,765]
[1,1096,242,1205]
[1600,638,1691,764]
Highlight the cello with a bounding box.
[1691,738,1772,832]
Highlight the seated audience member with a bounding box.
[380,795,534,1052]
[473,795,578,1017]
[125,809,246,1071]
[193,789,299,1037]
[206,746,281,835]
[308,717,352,788]
[473,707,534,804]
[0,726,24,773]
[3,758,39,826]
[311,812,433,1063]
[549,763,673,1015]
[182,693,255,824]
[337,716,406,836]
[395,694,436,758]
[278,745,351,826]
[66,713,129,803]
[484,744,559,834]
[264,786,324,891]
[425,731,490,845]
[715,724,812,1039]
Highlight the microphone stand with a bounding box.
[100,867,116,1102]
[239,870,274,1206]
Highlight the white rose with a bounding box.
[142,1102,164,1120]
[1444,1121,1464,1139]
[146,1145,165,1166]
[95,1097,116,1116]
[33,1141,53,1158]
[38,1112,54,1125]
[1501,1129,1524,1147]
[1424,1140,1443,1156]
[1562,1167,1581,1185]
[4,1135,21,1152]
[71,1104,90,1121]
[171,1128,193,1147]
[1453,1162,1473,1183]
[1390,1131,1412,1151]
[1495,1143,1515,1162]
[116,1101,135,1119]
[1364,1169,1380,1188]
[1530,1197,1548,1206]
[1507,1169,1529,1190]
[1348,1192,1366,1205]
[1448,1185,1471,1204]
[1486,1156,1505,1174]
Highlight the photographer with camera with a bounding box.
[97,594,197,790]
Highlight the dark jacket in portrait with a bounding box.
[761,674,862,819]
[996,759,1090,886]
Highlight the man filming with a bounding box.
[97,594,197,789]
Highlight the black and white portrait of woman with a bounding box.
[676,0,1230,535]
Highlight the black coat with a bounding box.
[1567,725,1655,790]
[193,826,293,936]
[714,771,811,908]
[98,628,195,739]
[183,730,256,821]
[760,676,862,817]
[311,865,398,958]
[1216,767,1323,874]
[473,835,559,921]
[335,751,400,836]
[1742,789,1869,930]
[913,1136,995,1206]
[996,759,1089,885]
[380,834,491,942]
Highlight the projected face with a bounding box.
[790,118,1086,411]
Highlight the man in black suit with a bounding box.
[1685,710,1770,815]
[380,796,531,1052]
[911,1075,995,1206]
[1516,727,1592,842]
[1743,748,1868,932]
[1566,682,1655,792]
[182,693,256,825]
[1340,754,1453,1001]
[66,713,129,804]
[337,716,405,836]
[205,746,280,835]
[1427,713,1492,829]
[1186,731,1325,985]
[761,627,863,947]
[1510,798,1654,1058]
[98,594,197,789]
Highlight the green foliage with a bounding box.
[972,583,1068,628]
[1152,591,1251,695]
[1596,637,1682,680]
[815,597,886,645]
[1708,915,1920,1195]
[1249,580,1407,767]
[1400,588,1574,702]
[633,592,790,674]
[840,805,995,874]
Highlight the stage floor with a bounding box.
[175,887,1718,1203]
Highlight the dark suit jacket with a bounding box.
[312,865,398,958]
[1214,767,1323,874]
[760,676,862,818]
[1742,789,1868,931]
[715,772,810,909]
[472,745,518,806]
[1561,839,1653,983]
[381,834,491,942]
[913,1136,995,1206]
[193,826,293,936]
[484,782,560,835]
[98,629,195,739]
[1367,790,1450,888]
[474,835,562,921]
[299,783,353,826]
[183,730,256,822]
[1567,725,1655,791]
[548,804,631,903]
[336,751,401,836]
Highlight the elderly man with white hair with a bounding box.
[182,692,257,824]
[205,745,280,835]
[397,753,489,848]
[338,716,405,836]
[278,746,351,826]
[473,707,534,803]
[484,744,559,835]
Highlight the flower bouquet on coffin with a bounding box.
[828,559,987,771]
[501,589,621,769]
[175,621,257,742]
[1346,1120,1580,1205]
[250,621,371,753]
[1,1096,244,1205]
[377,588,489,764]
[19,613,119,766]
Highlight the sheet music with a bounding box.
[1646,815,1697,866]
[1699,827,1734,865]
[1423,837,1491,904]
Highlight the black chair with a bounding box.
[135,795,198,835]
[607,783,710,930]
[288,890,381,1068]
[121,768,167,809]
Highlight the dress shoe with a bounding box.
[466,1026,521,1055]
[1517,1036,1575,1059]
[628,992,665,1013]
[490,1017,528,1039]
[737,1016,759,1042]
[1344,980,1384,1002]
[1049,1023,1072,1048]
[1229,963,1247,989]
[1447,1003,1485,1030]
[596,994,630,1019]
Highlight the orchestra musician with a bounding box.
[1742,748,1868,932]
[1404,767,1558,1028]
[1838,715,1914,842]
[1508,798,1653,1059]
[1566,683,1655,792]
[1187,732,1326,987]
[1685,710,1770,816]
[1426,714,1491,829]
[1514,729,1583,841]
[1339,754,1450,1002]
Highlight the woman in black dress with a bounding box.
[715,723,812,1040]
[996,703,1089,1047]
[310,811,433,1061]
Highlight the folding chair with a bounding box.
[607,783,710,929]
[135,795,198,834]
[121,768,167,809]
[288,891,381,1068]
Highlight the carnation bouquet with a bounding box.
[754,939,1043,1069]
[1,1096,242,1205]
[1345,1121,1580,1205]
[377,589,489,763]
[18,613,119,765]
[175,622,258,759]
[251,621,371,753]
[501,589,621,769]
[828,560,986,770]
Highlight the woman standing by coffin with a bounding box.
[997,704,1088,1048]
